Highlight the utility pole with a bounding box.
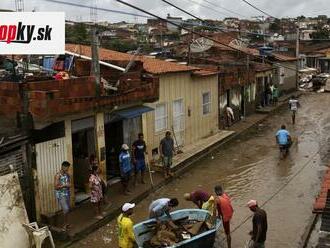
[90,0,101,97]
[296,24,300,89]
[91,28,101,97]
[15,0,24,12]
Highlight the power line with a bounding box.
[46,0,298,72]
[202,0,248,18]
[44,0,151,19]
[241,0,276,19]
[183,21,271,37]
[180,0,229,17]
[115,0,298,72]
[160,0,249,45]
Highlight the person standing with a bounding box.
[289,95,300,125]
[214,185,234,248]
[132,133,147,185]
[247,200,268,248]
[159,131,176,178]
[226,105,235,127]
[89,165,103,220]
[54,161,71,230]
[272,85,279,106]
[117,203,136,248]
[184,189,210,209]
[119,144,133,195]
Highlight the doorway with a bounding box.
[104,116,142,179]
[172,99,184,147]
[104,120,123,179]
[71,117,96,204]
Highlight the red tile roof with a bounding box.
[192,69,218,76]
[66,44,197,75]
[272,53,297,62]
[254,63,273,72]
[313,167,330,213]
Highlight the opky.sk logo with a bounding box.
[0,22,52,44]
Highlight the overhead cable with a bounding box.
[44,0,151,18]
[241,0,277,19]
[115,0,298,72]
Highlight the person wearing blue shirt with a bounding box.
[119,144,132,195]
[276,125,292,158]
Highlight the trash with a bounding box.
[143,218,211,248]
[103,237,112,244]
[181,232,191,240]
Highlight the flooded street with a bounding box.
[71,92,330,248]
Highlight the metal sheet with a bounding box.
[36,137,67,215]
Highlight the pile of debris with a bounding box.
[300,73,330,92]
[142,216,215,248]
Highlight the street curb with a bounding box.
[59,91,302,247]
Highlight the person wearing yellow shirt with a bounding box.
[118,202,136,248]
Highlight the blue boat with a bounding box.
[133,209,221,248]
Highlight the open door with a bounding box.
[173,99,185,147]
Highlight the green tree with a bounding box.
[102,39,138,52]
[269,19,281,33]
[311,29,330,39]
[66,23,90,44]
[311,23,330,40]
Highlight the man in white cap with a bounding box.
[119,144,132,195]
[247,200,268,248]
[117,202,136,248]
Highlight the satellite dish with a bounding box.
[229,39,248,48]
[190,37,214,53]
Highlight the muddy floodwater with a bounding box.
[71,93,330,248]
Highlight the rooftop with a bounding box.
[66,44,198,75]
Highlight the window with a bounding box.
[202,92,211,115]
[155,103,167,132]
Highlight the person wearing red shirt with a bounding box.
[215,185,234,248]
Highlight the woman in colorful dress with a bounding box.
[89,165,103,219]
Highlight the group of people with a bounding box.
[263,83,279,107]
[118,185,268,248]
[53,131,178,229]
[118,130,177,194]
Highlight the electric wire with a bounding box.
[203,0,248,18]
[180,0,229,17]
[45,0,298,72]
[160,0,249,45]
[44,0,151,18]
[241,0,277,19]
[115,0,299,72]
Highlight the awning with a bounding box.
[105,106,154,123]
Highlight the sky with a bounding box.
[0,0,329,23]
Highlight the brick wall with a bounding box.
[0,75,159,123]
